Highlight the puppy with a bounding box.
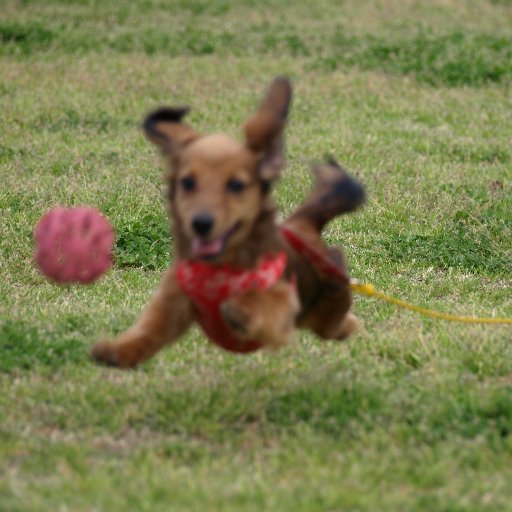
[92,77,365,368]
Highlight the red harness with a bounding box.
[176,252,287,353]
[176,227,347,353]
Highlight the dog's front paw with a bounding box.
[220,296,294,350]
[91,340,120,367]
[220,299,256,339]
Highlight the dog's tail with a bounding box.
[285,158,365,234]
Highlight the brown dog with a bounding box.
[92,77,365,368]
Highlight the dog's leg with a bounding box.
[310,310,360,340]
[92,269,194,368]
[297,274,360,341]
[220,281,300,349]
[333,312,360,339]
[301,307,360,340]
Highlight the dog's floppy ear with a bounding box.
[244,76,292,183]
[143,107,199,162]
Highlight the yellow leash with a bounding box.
[350,281,512,325]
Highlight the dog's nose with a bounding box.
[192,214,214,237]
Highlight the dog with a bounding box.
[92,76,365,368]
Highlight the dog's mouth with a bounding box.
[191,222,241,260]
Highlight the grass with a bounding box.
[1,0,511,510]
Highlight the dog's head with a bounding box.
[143,77,291,263]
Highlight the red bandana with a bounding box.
[176,252,287,353]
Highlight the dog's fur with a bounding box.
[92,77,365,368]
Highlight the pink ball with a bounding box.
[34,207,114,284]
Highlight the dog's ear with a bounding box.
[244,76,292,183]
[143,107,199,162]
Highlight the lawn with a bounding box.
[1,0,511,510]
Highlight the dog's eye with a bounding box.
[226,178,246,193]
[180,176,196,192]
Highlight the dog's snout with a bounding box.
[192,214,214,237]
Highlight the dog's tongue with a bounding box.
[193,237,223,257]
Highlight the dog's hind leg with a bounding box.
[304,308,360,341]
[284,160,364,342]
[91,268,194,368]
[284,159,365,241]
[298,281,360,340]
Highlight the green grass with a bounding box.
[1,0,512,510]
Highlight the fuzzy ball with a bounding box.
[34,207,114,284]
